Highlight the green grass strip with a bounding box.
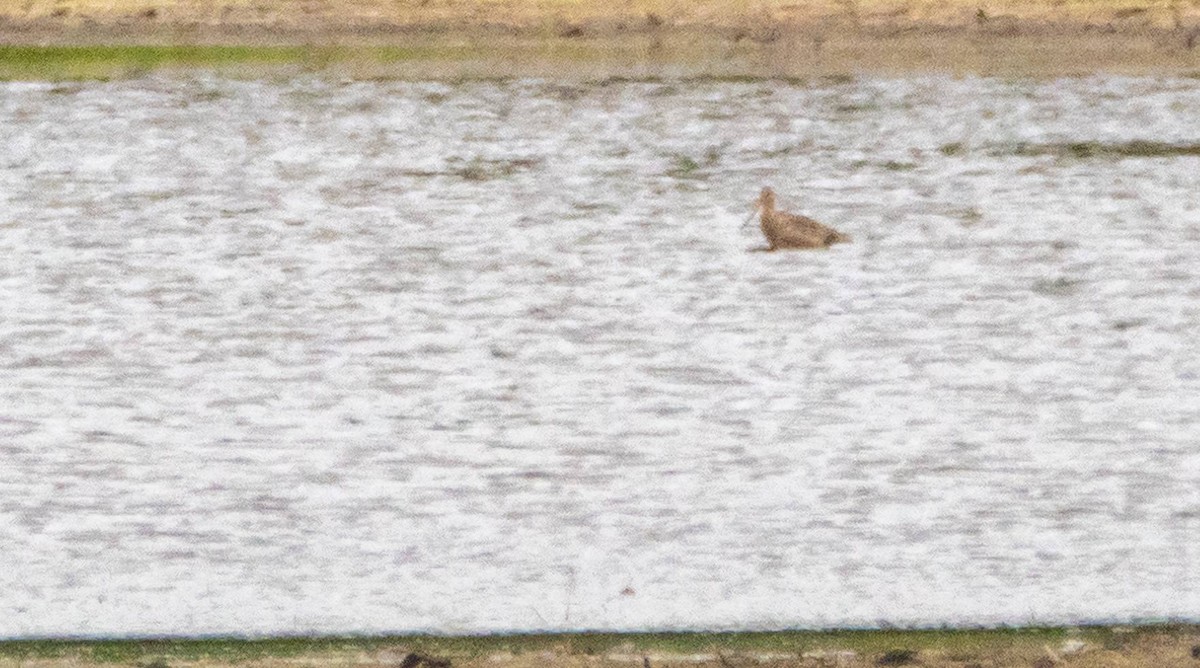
[0,44,497,79]
[1,625,1197,662]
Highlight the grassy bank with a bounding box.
[0,44,491,79]
[2,626,1200,668]
[0,41,727,80]
[0,45,314,79]
[5,32,1200,80]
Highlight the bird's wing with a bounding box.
[771,226,826,248]
[777,213,840,246]
[782,212,837,235]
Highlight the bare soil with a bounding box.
[3,0,1200,75]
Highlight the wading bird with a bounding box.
[746,186,851,250]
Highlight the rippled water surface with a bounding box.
[3,74,1200,637]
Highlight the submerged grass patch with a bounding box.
[999,140,1200,159]
[939,142,966,156]
[1032,276,1082,296]
[939,140,1200,160]
[667,154,703,178]
[451,157,542,181]
[666,146,725,179]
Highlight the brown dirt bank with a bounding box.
[2,0,1200,75]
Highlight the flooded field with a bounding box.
[2,74,1200,637]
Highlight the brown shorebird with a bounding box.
[745,186,851,250]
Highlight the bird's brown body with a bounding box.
[755,187,850,250]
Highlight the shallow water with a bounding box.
[2,74,1200,637]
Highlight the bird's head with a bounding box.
[743,186,775,227]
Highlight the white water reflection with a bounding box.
[1,74,1200,637]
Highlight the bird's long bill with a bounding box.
[741,205,761,228]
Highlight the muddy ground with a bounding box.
[3,0,1200,75]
